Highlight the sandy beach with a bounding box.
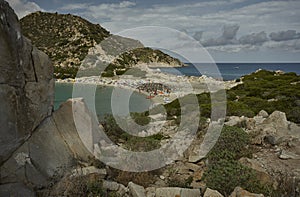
[56,64,241,105]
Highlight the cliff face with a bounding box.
[0,0,54,164]
[0,2,102,195]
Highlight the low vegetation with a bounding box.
[164,70,300,123]
[101,114,168,152]
[21,11,110,78]
[203,126,274,196]
[101,47,183,77]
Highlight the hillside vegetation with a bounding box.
[20,11,110,78]
[164,70,300,123]
[20,12,183,79]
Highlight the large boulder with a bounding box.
[0,99,102,189]
[203,188,224,197]
[155,187,201,197]
[229,187,264,197]
[0,0,54,165]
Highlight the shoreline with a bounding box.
[55,65,241,105]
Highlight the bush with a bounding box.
[203,126,274,196]
[101,115,167,152]
[226,101,255,117]
[207,126,252,163]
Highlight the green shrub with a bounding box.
[203,126,274,196]
[101,115,167,152]
[226,101,255,117]
[207,126,252,163]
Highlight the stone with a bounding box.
[229,187,264,197]
[52,98,103,161]
[225,116,244,127]
[203,188,224,197]
[128,182,146,197]
[262,111,289,135]
[258,110,268,118]
[186,162,201,172]
[0,98,103,187]
[239,158,273,186]
[146,187,156,197]
[117,183,129,196]
[279,150,300,160]
[264,135,287,146]
[102,180,120,191]
[155,187,201,197]
[71,166,107,178]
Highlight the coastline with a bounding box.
[55,64,241,105]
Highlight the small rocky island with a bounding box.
[0,1,299,196]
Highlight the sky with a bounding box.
[8,0,300,62]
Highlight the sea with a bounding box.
[157,62,300,81]
[55,63,300,116]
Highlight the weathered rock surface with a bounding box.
[203,188,224,197]
[0,99,102,189]
[129,182,146,197]
[229,187,264,197]
[155,187,201,197]
[0,0,54,165]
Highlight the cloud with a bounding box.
[8,0,43,18]
[269,30,300,41]
[193,31,203,41]
[239,31,268,45]
[60,3,91,11]
[202,24,240,46]
[264,39,300,52]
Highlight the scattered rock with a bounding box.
[145,187,156,197]
[239,157,273,186]
[155,187,201,197]
[71,166,106,178]
[264,135,287,146]
[279,150,300,160]
[128,182,146,197]
[203,188,224,197]
[258,110,268,118]
[229,187,264,197]
[102,180,120,191]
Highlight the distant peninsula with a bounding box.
[20,12,184,79]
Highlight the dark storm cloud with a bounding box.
[192,31,203,41]
[269,30,300,41]
[239,31,268,45]
[202,24,239,46]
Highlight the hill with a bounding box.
[20,12,183,79]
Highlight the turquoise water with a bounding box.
[54,83,152,118]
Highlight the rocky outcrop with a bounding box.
[0,2,104,195]
[0,0,54,165]
[155,187,201,197]
[229,187,264,197]
[0,99,102,191]
[203,188,224,197]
